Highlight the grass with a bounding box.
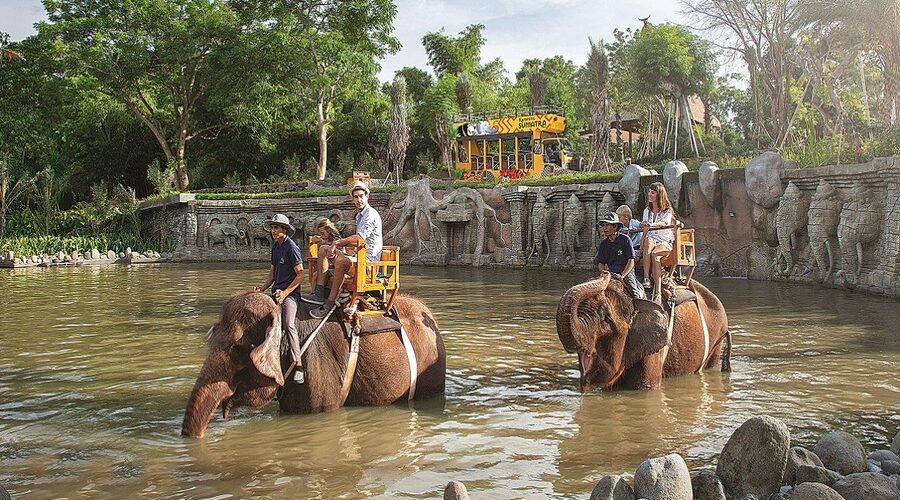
[0,233,170,258]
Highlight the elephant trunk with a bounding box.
[556,275,610,354]
[182,351,235,438]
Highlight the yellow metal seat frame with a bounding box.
[308,238,400,316]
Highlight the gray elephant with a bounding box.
[206,223,247,249]
[246,217,273,249]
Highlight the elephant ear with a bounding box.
[250,309,284,386]
[557,273,612,353]
[622,298,669,371]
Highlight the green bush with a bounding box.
[0,233,170,257]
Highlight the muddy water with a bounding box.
[0,264,897,498]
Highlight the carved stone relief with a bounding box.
[806,180,842,282]
[774,182,809,275]
[837,183,883,284]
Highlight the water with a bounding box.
[0,264,898,498]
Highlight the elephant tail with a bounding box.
[721,330,732,372]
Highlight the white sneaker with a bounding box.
[293,369,305,384]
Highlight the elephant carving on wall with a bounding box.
[807,180,842,282]
[562,194,586,267]
[246,217,274,249]
[774,182,809,276]
[525,194,554,266]
[181,292,446,438]
[555,273,731,392]
[206,223,247,249]
[837,183,883,283]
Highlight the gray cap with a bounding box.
[598,212,622,226]
[267,213,295,235]
[349,180,370,195]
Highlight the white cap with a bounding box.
[349,180,370,195]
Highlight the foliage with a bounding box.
[421,24,486,76]
[627,23,715,98]
[0,233,166,257]
[147,160,178,196]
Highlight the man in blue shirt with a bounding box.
[595,212,644,299]
[252,213,305,382]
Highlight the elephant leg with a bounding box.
[856,241,863,276]
[824,240,834,281]
[541,234,550,267]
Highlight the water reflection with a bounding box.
[0,265,898,498]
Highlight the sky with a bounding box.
[1,0,710,83]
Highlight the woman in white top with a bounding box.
[640,182,675,302]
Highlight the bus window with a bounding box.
[518,137,531,169]
[456,140,468,162]
[502,138,516,168]
[487,139,500,169]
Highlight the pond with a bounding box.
[0,264,898,498]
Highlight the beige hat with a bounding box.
[349,180,370,195]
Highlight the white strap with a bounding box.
[399,326,418,401]
[340,334,360,404]
[696,300,710,373]
[660,302,676,367]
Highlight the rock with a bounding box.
[869,461,883,474]
[795,464,842,486]
[662,160,689,211]
[125,247,132,257]
[783,446,824,485]
[12,258,22,265]
[745,151,794,208]
[691,470,726,500]
[831,472,900,500]
[5,251,13,262]
[63,254,72,262]
[716,415,790,499]
[118,252,125,259]
[100,254,109,260]
[870,450,900,466]
[698,161,720,208]
[90,248,101,260]
[83,251,91,260]
[791,482,843,500]
[634,453,692,500]
[107,250,117,260]
[57,250,65,260]
[618,164,653,209]
[590,474,636,500]
[443,480,469,500]
[70,250,80,261]
[883,460,900,475]
[892,430,899,456]
[814,430,868,475]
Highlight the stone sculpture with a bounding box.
[807,180,842,282]
[663,160,689,211]
[562,194,586,267]
[774,182,809,276]
[246,217,273,249]
[599,192,617,218]
[206,223,247,249]
[699,161,720,208]
[618,164,652,208]
[838,183,883,283]
[525,193,554,266]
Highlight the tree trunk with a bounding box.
[317,98,329,180]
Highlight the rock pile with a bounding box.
[0,248,172,268]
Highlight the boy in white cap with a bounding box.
[304,181,383,318]
[595,212,644,299]
[252,213,305,381]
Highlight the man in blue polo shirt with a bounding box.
[252,213,305,382]
[595,212,644,299]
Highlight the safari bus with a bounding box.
[451,106,583,181]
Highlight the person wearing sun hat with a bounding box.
[252,213,305,381]
[304,180,383,319]
[595,211,644,299]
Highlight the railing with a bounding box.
[454,105,563,123]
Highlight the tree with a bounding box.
[0,159,35,237]
[421,75,458,175]
[586,39,611,171]
[421,24,485,77]
[42,0,252,191]
[388,76,410,184]
[395,66,434,106]
[0,32,23,62]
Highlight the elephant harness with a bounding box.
[660,285,712,374]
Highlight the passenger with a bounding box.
[304,181,383,319]
[640,182,676,303]
[595,212,644,299]
[615,204,642,255]
[309,218,340,289]
[252,213,305,382]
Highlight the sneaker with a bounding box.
[643,278,651,289]
[301,285,326,305]
[293,369,305,384]
[309,300,334,319]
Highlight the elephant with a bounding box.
[181,291,446,438]
[206,223,247,249]
[246,217,273,249]
[556,272,731,392]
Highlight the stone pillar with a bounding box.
[546,187,577,267]
[579,187,608,267]
[875,158,900,295]
[501,187,528,264]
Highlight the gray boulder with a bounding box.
[814,430,867,475]
[90,248,101,260]
[870,449,900,466]
[698,161,720,208]
[883,460,900,475]
[125,246,132,257]
[590,474,636,500]
[443,480,469,500]
[662,160,689,211]
[634,453,692,500]
[795,464,842,486]
[618,164,653,208]
[716,415,790,499]
[745,151,794,208]
[892,430,899,456]
[791,482,843,500]
[691,470,726,500]
[783,447,824,485]
[831,472,900,500]
[107,250,117,260]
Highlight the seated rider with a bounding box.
[640,182,676,303]
[304,181,383,319]
[616,204,642,255]
[595,212,644,299]
[309,218,341,289]
[252,213,305,382]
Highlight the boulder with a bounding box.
[795,464,842,486]
[783,446,824,485]
[100,254,109,260]
[4,251,13,262]
[118,252,125,259]
[791,482,843,500]
[831,472,900,500]
[883,460,900,475]
[634,453,692,500]
[125,247,132,257]
[691,470,726,500]
[590,474,636,500]
[70,250,80,261]
[12,257,22,265]
[745,151,794,208]
[662,160,689,211]
[90,248,101,260]
[698,161,720,208]
[443,480,469,500]
[107,250,117,260]
[892,430,899,456]
[814,430,868,475]
[618,164,653,209]
[716,415,790,499]
[870,450,900,466]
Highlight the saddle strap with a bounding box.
[660,300,676,368]
[340,334,361,404]
[399,326,418,401]
[696,300,710,373]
